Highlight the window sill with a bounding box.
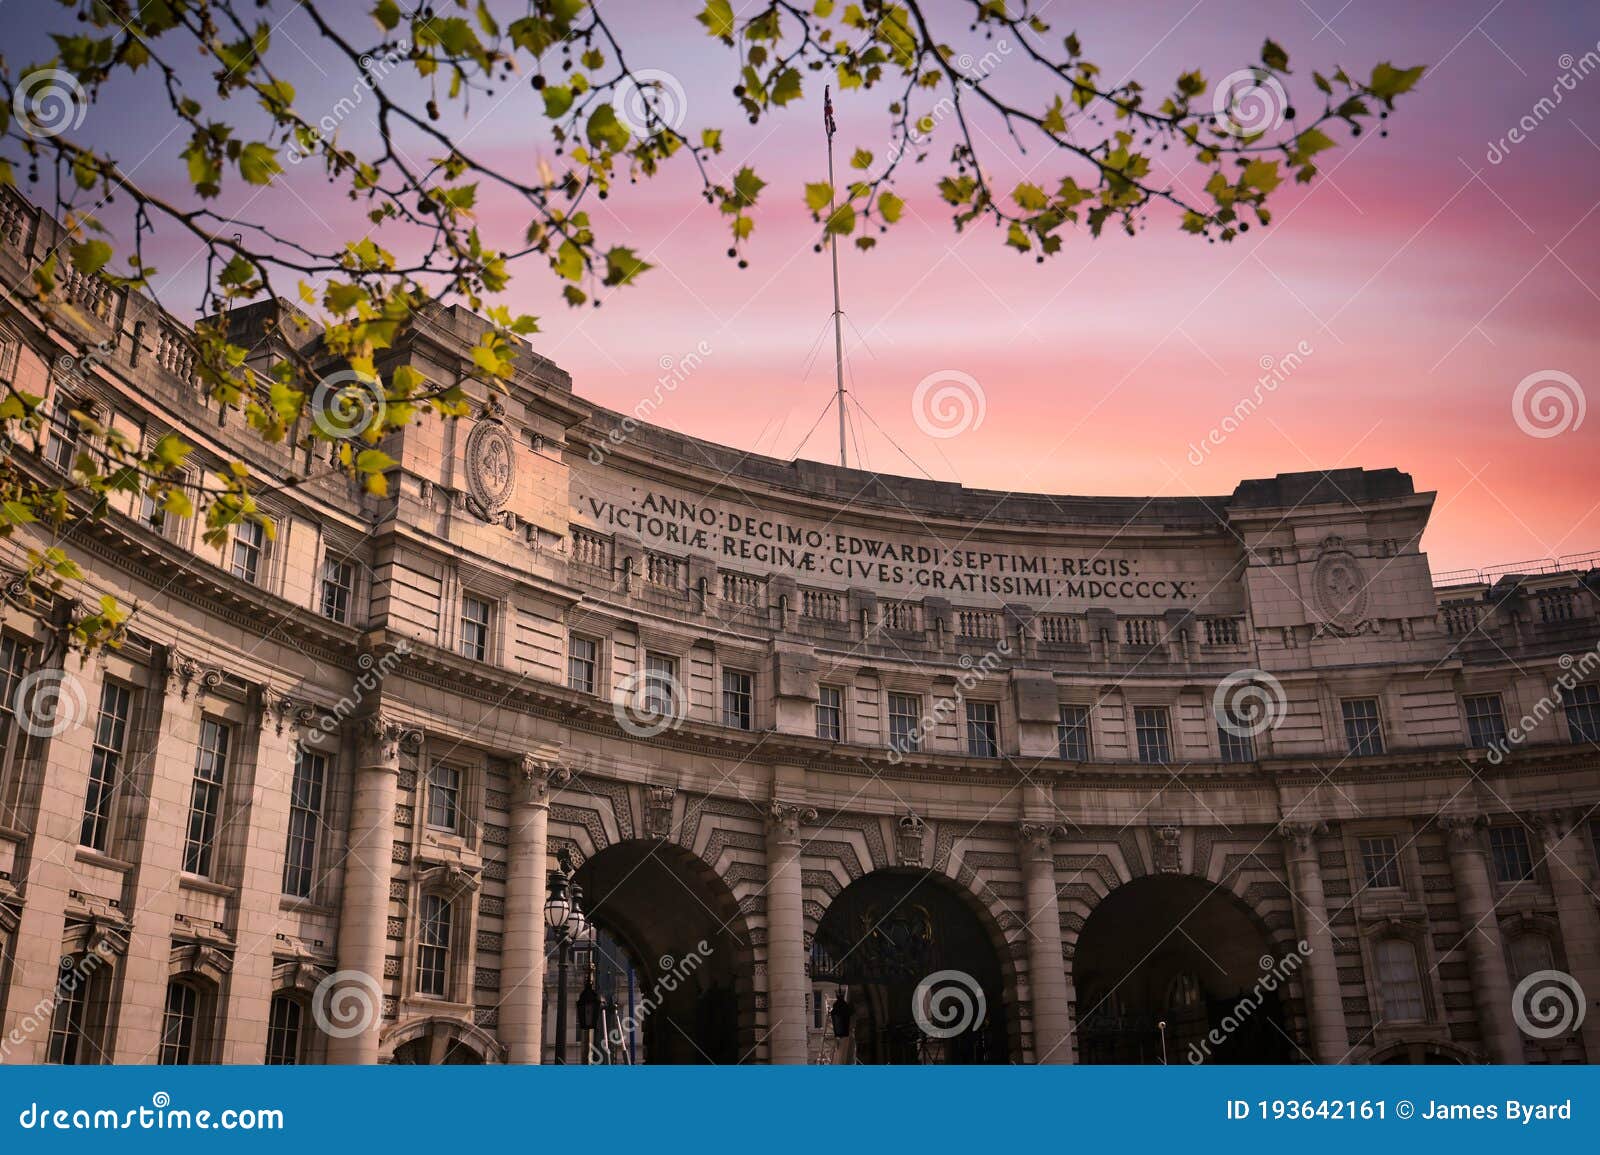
[74,846,135,873]
[178,873,237,898]
[278,895,337,917]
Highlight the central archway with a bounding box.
[568,839,755,1064]
[812,869,1012,1064]
[1073,874,1293,1064]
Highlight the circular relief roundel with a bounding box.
[465,420,516,514]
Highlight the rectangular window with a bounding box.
[1565,683,1600,744]
[320,557,355,624]
[230,520,264,584]
[888,692,921,754]
[1463,694,1507,748]
[80,680,133,852]
[427,763,461,833]
[965,701,999,757]
[1057,704,1091,761]
[0,635,29,821]
[567,635,597,694]
[159,981,199,1065]
[266,995,303,1065]
[1359,835,1402,889]
[1342,698,1384,756]
[138,488,165,533]
[1217,723,1255,763]
[417,895,451,997]
[459,595,491,661]
[183,718,230,876]
[1134,706,1171,764]
[1489,825,1535,884]
[816,685,843,742]
[1376,939,1427,1022]
[643,652,677,718]
[45,394,79,472]
[722,669,753,730]
[282,747,327,899]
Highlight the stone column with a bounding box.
[1532,810,1600,1060]
[500,753,563,1064]
[1281,821,1348,1064]
[1440,815,1523,1063]
[1019,823,1073,1063]
[325,713,406,1065]
[765,799,814,1065]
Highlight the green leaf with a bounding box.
[542,85,574,118]
[850,147,873,170]
[698,0,736,39]
[877,191,904,223]
[238,141,282,185]
[824,204,855,235]
[1368,63,1425,104]
[771,68,803,107]
[804,182,834,213]
[1261,39,1289,72]
[69,239,113,274]
[603,246,652,287]
[555,240,584,282]
[732,166,766,208]
[1013,182,1048,212]
[585,104,631,152]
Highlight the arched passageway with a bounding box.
[567,839,755,1064]
[812,869,1012,1064]
[1074,875,1293,1064]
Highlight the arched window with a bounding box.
[1507,933,1554,984]
[417,894,453,998]
[1375,938,1426,1023]
[159,978,214,1064]
[266,993,306,1065]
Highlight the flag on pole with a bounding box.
[824,85,836,137]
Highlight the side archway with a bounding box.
[811,868,1018,1064]
[1073,874,1298,1064]
[569,838,757,1064]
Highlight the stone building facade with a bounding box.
[0,187,1597,1066]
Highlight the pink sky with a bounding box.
[21,1,1599,574]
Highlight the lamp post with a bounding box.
[544,848,586,1064]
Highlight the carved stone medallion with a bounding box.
[464,417,516,518]
[1312,536,1370,631]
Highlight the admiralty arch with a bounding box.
[0,187,1597,1067]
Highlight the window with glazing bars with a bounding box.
[320,557,354,623]
[567,635,597,694]
[427,763,461,832]
[888,693,921,753]
[80,680,132,852]
[183,718,230,876]
[722,669,753,730]
[965,701,999,757]
[816,685,843,741]
[1359,835,1402,889]
[1565,683,1600,744]
[1341,698,1384,756]
[282,747,327,898]
[1134,706,1171,764]
[417,894,452,997]
[1463,694,1507,748]
[1057,704,1090,761]
[1489,825,1535,883]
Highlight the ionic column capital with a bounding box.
[512,753,569,809]
[766,800,816,844]
[1017,822,1061,863]
[1279,819,1327,858]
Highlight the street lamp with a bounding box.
[545,849,586,1064]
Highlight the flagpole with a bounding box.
[825,86,847,469]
